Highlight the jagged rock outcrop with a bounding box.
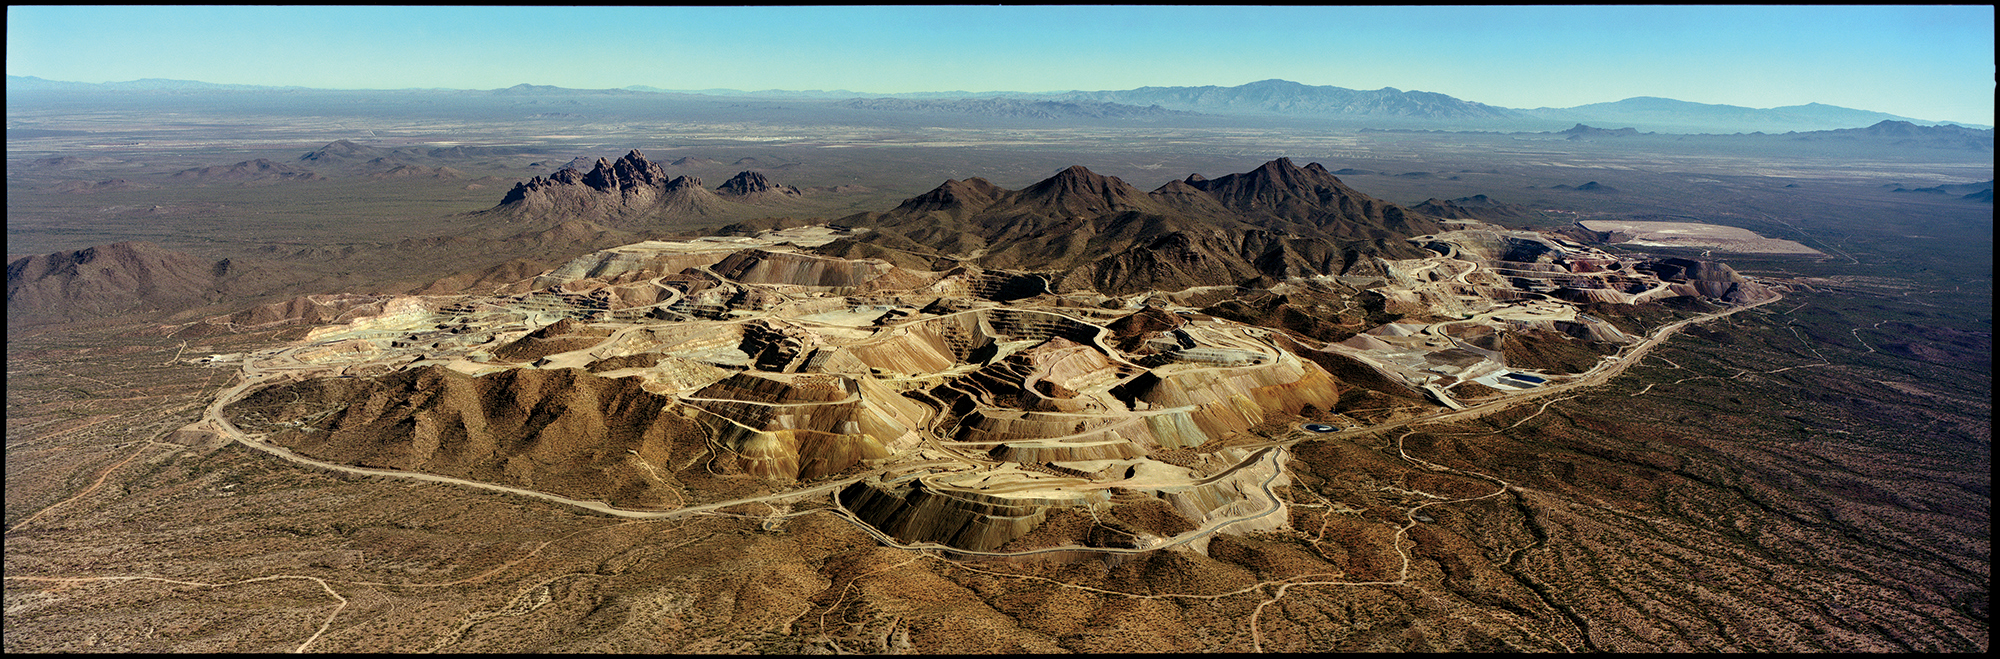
[483,150,815,227]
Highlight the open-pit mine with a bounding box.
[207,214,1778,558]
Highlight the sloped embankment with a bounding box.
[227,365,709,509]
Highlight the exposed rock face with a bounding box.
[824,158,1445,296]
[493,318,614,363]
[487,150,758,225]
[683,372,927,481]
[715,171,802,198]
[1634,257,1777,303]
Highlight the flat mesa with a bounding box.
[1579,219,1824,254]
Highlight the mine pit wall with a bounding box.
[696,372,849,404]
[302,297,435,342]
[1147,448,1292,554]
[976,357,1340,462]
[839,480,1111,553]
[682,374,928,481]
[534,249,735,290]
[837,447,1286,556]
[853,308,1109,375]
[840,327,960,375]
[712,249,893,289]
[687,403,902,481]
[1112,356,1341,447]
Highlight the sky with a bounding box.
[7,5,1994,125]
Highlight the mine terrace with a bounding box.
[208,209,1782,557]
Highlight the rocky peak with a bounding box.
[894,177,1006,216]
[1012,165,1153,216]
[573,150,672,193]
[716,170,801,197]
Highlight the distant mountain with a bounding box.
[6,242,291,324]
[1549,181,1619,194]
[1048,79,1520,120]
[715,171,803,201]
[1790,120,1994,151]
[1556,124,1643,139]
[172,159,325,183]
[482,150,816,226]
[299,140,536,170]
[1516,96,1970,134]
[821,158,1445,295]
[299,139,392,163]
[627,86,1037,100]
[492,83,641,96]
[834,97,1198,120]
[6,75,306,92]
[10,75,1985,134]
[1890,179,1994,199]
[1411,195,1536,222]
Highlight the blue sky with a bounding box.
[7,5,1994,124]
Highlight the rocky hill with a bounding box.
[480,150,816,227]
[171,158,324,183]
[1411,194,1537,222]
[228,365,710,509]
[821,158,1444,295]
[5,241,286,325]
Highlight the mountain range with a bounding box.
[819,157,1444,295]
[9,76,1985,133]
[470,151,1446,296]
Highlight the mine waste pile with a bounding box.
[217,158,1780,557]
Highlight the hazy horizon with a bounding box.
[6,5,1995,125]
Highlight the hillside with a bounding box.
[5,242,290,324]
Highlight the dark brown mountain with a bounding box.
[1550,181,1619,193]
[1411,194,1537,222]
[820,158,1445,295]
[5,241,289,324]
[298,139,390,163]
[228,365,710,509]
[45,178,146,194]
[715,171,802,199]
[370,164,463,179]
[1179,158,1440,240]
[171,158,324,183]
